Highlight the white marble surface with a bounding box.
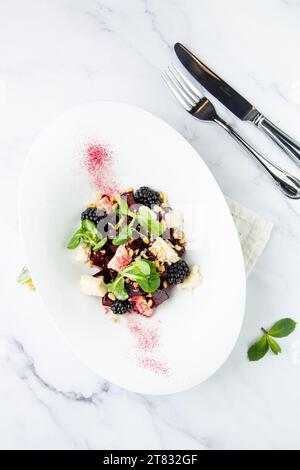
[1,0,300,450]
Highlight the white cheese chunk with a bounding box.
[74,243,90,263]
[177,265,202,290]
[165,210,183,229]
[149,237,179,264]
[80,275,107,297]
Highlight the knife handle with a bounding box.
[254,115,300,164]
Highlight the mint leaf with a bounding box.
[67,229,83,249]
[268,318,297,338]
[93,237,108,252]
[248,335,269,362]
[267,336,282,355]
[248,317,297,362]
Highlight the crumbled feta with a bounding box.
[177,265,202,290]
[74,243,90,263]
[152,205,164,215]
[149,237,179,264]
[165,210,183,229]
[173,227,184,240]
[80,275,107,297]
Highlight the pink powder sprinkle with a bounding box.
[127,316,159,352]
[83,143,119,195]
[126,315,171,376]
[138,357,170,376]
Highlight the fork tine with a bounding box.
[164,69,197,108]
[169,64,202,102]
[170,64,203,100]
[162,72,192,111]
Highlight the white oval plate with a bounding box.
[20,102,245,395]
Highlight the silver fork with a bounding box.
[162,64,300,199]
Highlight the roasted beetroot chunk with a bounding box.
[106,241,118,257]
[92,267,117,283]
[101,268,118,283]
[102,294,114,308]
[90,250,106,268]
[126,282,145,297]
[152,289,169,307]
[128,237,143,252]
[145,249,156,261]
[121,191,137,208]
[175,245,185,258]
[159,270,168,287]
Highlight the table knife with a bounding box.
[174,42,300,164]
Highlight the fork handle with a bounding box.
[213,117,300,199]
[253,115,300,164]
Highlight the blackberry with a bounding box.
[81,207,105,225]
[111,299,130,315]
[134,186,161,207]
[167,260,190,285]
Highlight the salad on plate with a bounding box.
[67,186,201,318]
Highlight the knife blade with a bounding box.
[174,42,259,121]
[174,42,300,164]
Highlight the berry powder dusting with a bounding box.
[127,315,170,376]
[83,143,119,195]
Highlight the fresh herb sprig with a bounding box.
[67,219,107,252]
[248,318,297,361]
[112,199,163,246]
[107,259,160,300]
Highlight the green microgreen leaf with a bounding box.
[81,219,99,239]
[112,225,133,246]
[107,260,160,299]
[267,318,297,338]
[137,206,163,238]
[107,276,128,301]
[138,277,160,293]
[128,259,151,276]
[267,336,282,355]
[247,335,269,362]
[67,229,83,249]
[137,261,160,293]
[67,219,105,250]
[118,197,135,218]
[115,216,125,231]
[93,237,108,252]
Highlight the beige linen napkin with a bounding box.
[227,198,273,276]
